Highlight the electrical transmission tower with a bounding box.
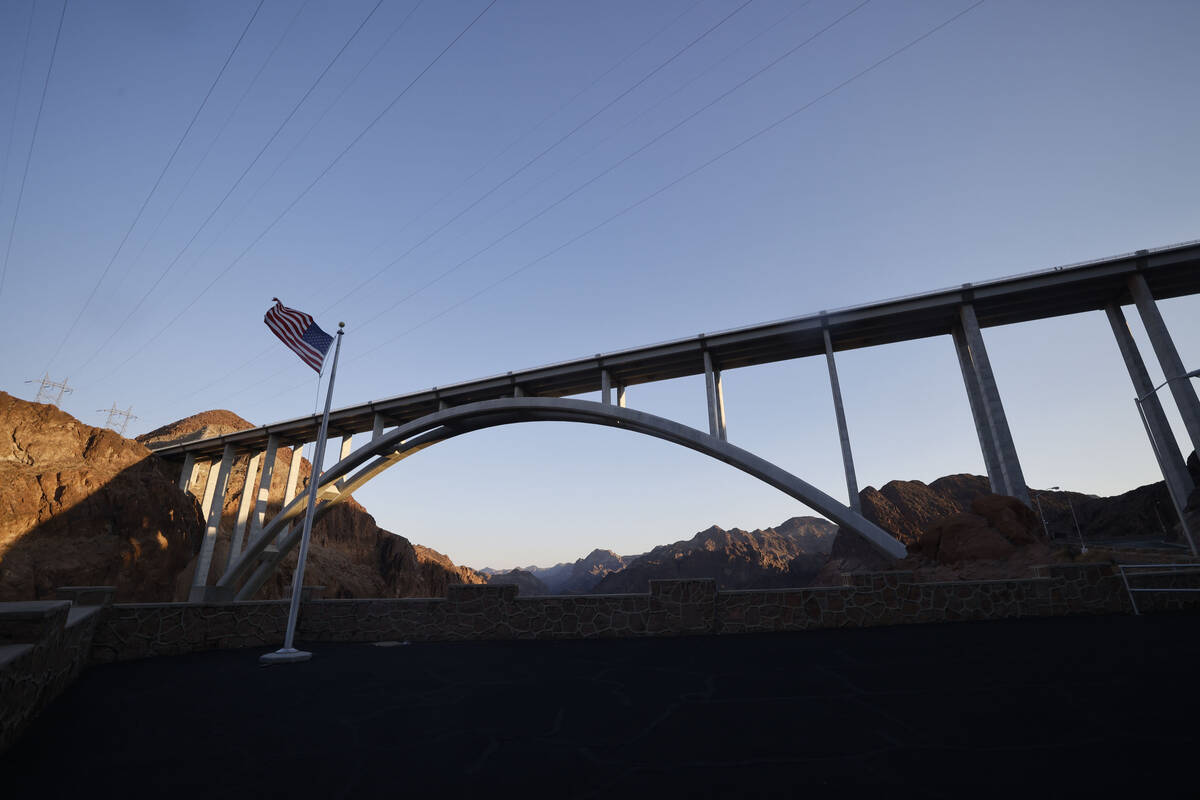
[97,403,138,436]
[25,373,73,407]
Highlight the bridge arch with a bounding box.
[219,397,906,600]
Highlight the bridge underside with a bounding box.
[213,398,908,602]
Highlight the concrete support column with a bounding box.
[961,304,1029,504]
[190,444,235,602]
[616,383,626,408]
[823,329,860,513]
[178,452,196,493]
[222,453,261,578]
[601,369,612,405]
[1129,272,1200,454]
[955,304,1029,505]
[336,434,353,489]
[248,435,279,546]
[952,324,1005,491]
[1106,303,1194,501]
[372,413,386,440]
[702,351,727,441]
[513,385,525,398]
[713,368,727,441]
[283,445,303,505]
[273,444,304,553]
[438,399,449,411]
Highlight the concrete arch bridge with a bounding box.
[146,241,1200,601]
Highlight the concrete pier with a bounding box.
[955,305,1029,505]
[178,452,196,493]
[1129,272,1200,454]
[703,351,727,441]
[1106,303,1194,502]
[248,435,279,546]
[952,324,1004,491]
[223,453,261,577]
[190,444,235,602]
[824,329,860,512]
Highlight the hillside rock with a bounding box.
[547,549,629,594]
[912,495,1042,564]
[0,393,203,601]
[139,410,485,601]
[592,517,836,594]
[0,394,483,602]
[485,568,550,596]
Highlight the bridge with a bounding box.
[147,240,1200,602]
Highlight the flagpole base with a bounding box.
[259,647,312,665]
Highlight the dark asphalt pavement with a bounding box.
[3,614,1198,798]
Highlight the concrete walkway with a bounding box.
[4,615,1198,798]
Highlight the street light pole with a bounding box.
[1133,368,1200,556]
[1034,491,1051,540]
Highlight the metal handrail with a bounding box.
[1117,563,1200,615]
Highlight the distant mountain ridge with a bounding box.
[593,517,836,594]
[478,516,836,596]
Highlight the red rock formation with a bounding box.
[591,517,836,593]
[136,410,485,601]
[0,393,202,601]
[0,394,482,602]
[485,568,550,596]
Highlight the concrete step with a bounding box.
[0,602,70,645]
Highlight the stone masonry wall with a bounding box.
[0,588,111,753]
[5,564,1198,753]
[83,563,1200,664]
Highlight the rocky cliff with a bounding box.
[137,409,485,601]
[592,517,836,594]
[0,392,202,601]
[484,568,550,596]
[817,468,1197,584]
[0,395,483,602]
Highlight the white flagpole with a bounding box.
[261,322,344,665]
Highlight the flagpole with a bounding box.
[261,322,344,665]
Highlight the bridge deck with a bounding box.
[151,240,1200,458]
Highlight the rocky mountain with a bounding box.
[476,549,637,594]
[818,465,1200,583]
[592,517,837,594]
[0,394,483,602]
[484,568,550,596]
[0,392,203,601]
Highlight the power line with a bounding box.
[0,0,68,299]
[44,0,267,369]
[24,372,72,407]
[207,0,848,408]
[320,0,758,318]
[70,0,389,378]
[0,0,37,199]
[350,0,872,338]
[315,0,705,316]
[452,0,813,250]
[96,402,137,436]
[99,0,313,318]
[97,0,498,386]
[345,0,987,370]
[89,0,427,393]
[157,0,704,410]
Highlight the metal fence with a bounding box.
[1117,563,1200,615]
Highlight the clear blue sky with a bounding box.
[2,0,1198,569]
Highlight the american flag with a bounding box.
[264,299,334,372]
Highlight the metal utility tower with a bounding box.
[97,403,138,436]
[25,373,73,407]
